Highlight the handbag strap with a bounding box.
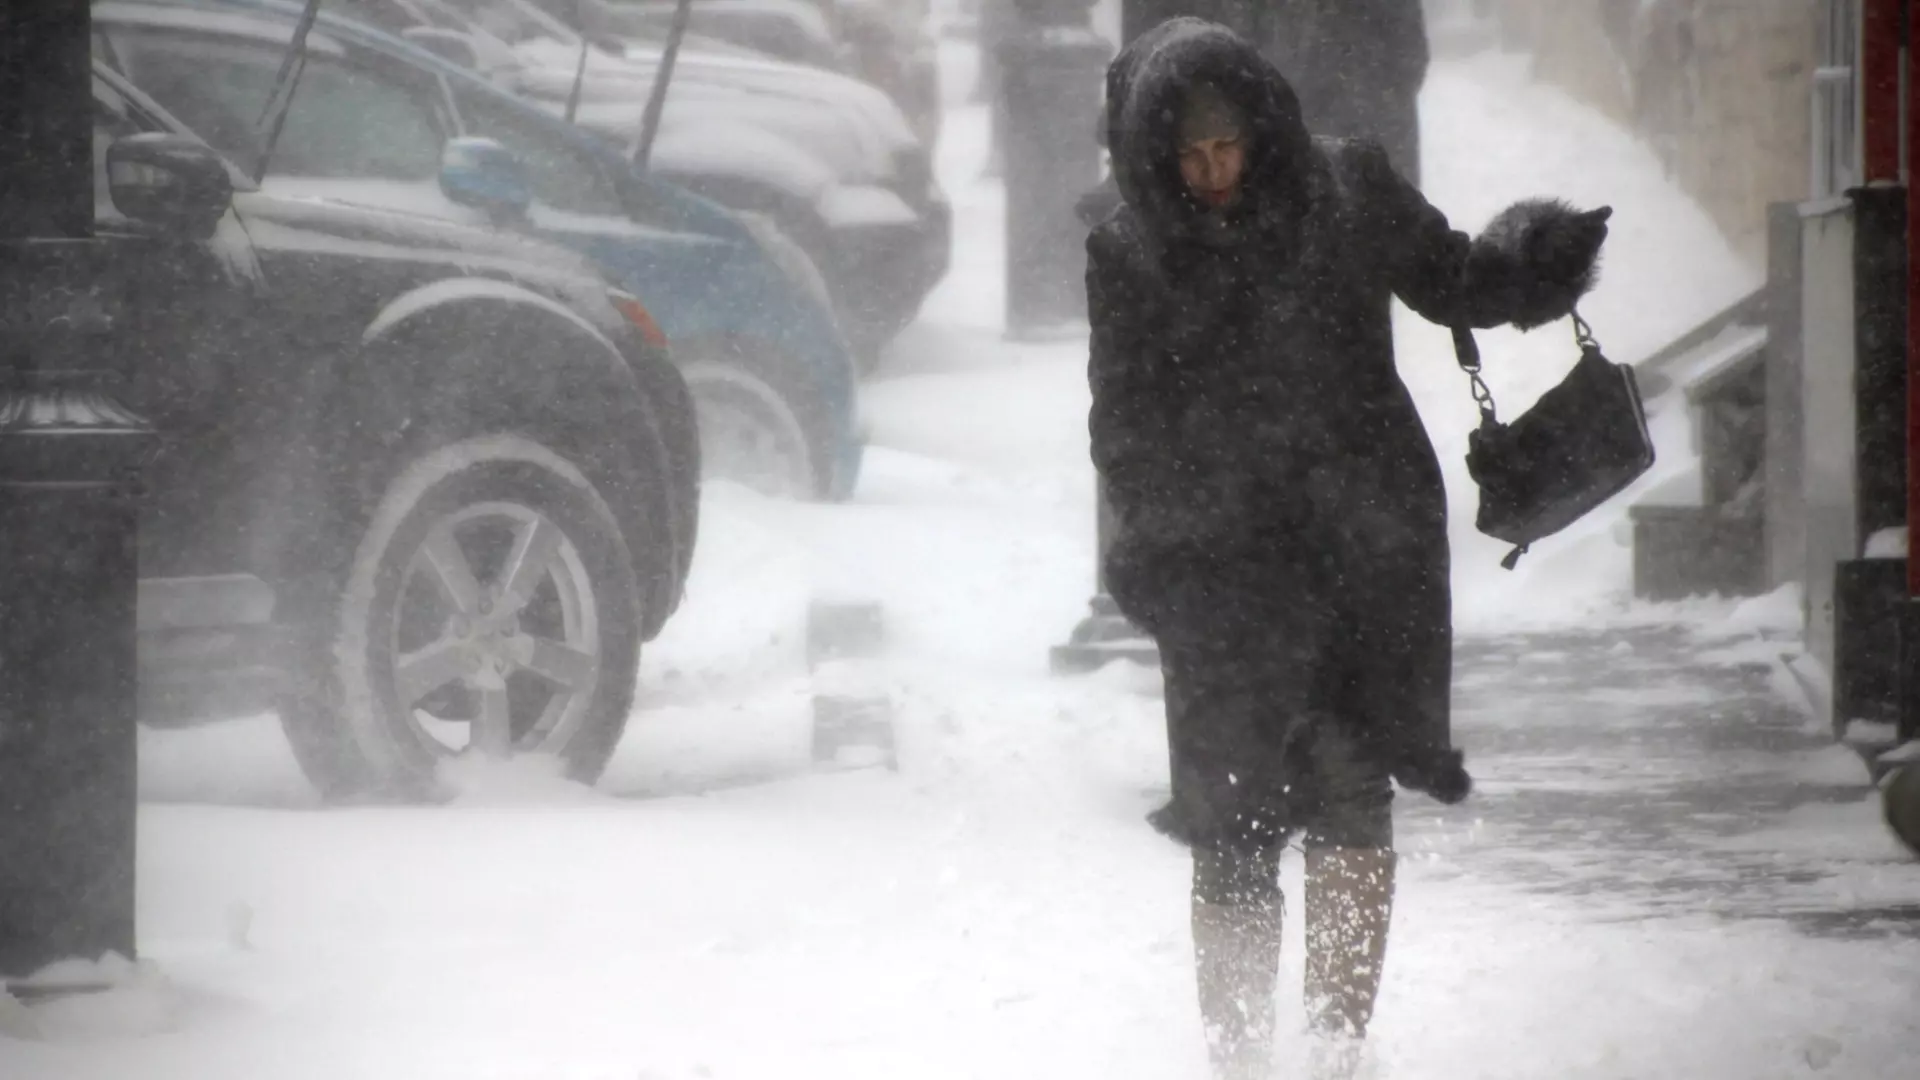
[1451,325,1499,425]
[1571,310,1600,352]
[1452,310,1602,425]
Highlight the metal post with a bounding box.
[1052,1,1186,675]
[979,0,1015,175]
[997,0,1109,339]
[1051,477,1161,674]
[0,0,156,993]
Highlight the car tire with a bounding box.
[679,340,831,499]
[278,429,644,802]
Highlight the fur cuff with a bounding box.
[1466,198,1608,331]
[1393,748,1473,805]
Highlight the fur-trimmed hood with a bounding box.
[1102,18,1318,250]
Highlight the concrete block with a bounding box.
[805,598,896,772]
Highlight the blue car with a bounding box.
[100,0,866,500]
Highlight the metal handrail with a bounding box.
[1628,288,1769,377]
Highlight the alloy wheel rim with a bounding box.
[384,500,602,760]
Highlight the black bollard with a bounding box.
[0,1,156,991]
[0,355,154,989]
[997,0,1110,340]
[1048,2,1155,675]
[1050,479,1159,674]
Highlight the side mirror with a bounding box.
[105,133,234,240]
[438,137,532,219]
[402,26,483,71]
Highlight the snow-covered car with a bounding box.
[343,0,952,361]
[84,52,700,801]
[584,0,943,148]
[104,0,867,501]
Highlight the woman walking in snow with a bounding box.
[1083,18,1610,1079]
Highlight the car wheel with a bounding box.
[679,348,825,499]
[279,432,643,801]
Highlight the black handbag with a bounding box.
[1454,313,1655,569]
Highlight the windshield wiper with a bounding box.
[629,0,691,169]
[250,0,327,183]
[562,0,591,122]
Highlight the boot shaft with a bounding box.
[1303,846,1398,1041]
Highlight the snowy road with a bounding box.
[9,36,1920,1080]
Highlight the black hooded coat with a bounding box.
[1086,19,1605,808]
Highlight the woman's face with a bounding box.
[1180,135,1245,208]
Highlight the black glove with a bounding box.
[1469,200,1612,330]
[1393,748,1473,805]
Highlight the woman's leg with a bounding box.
[1304,845,1396,1037]
[1162,638,1296,1079]
[1299,539,1442,1063]
[1192,840,1285,1080]
[1300,726,1398,1076]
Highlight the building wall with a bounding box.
[1477,0,1822,263]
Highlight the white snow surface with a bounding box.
[10,38,1920,1080]
[1865,526,1909,559]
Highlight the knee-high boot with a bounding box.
[1192,851,1283,1080]
[1303,847,1397,1077]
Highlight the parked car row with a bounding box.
[340,0,951,363]
[105,0,866,500]
[92,0,949,799]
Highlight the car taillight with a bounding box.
[611,293,668,350]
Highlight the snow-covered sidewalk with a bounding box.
[9,38,1920,1080]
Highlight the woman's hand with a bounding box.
[1460,199,1613,330]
